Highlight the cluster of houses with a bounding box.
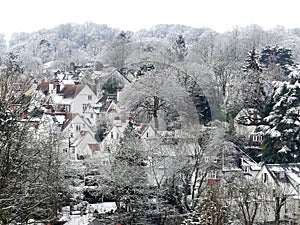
[7,63,300,224]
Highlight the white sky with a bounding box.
[1,0,300,40]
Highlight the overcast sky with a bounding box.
[1,0,300,40]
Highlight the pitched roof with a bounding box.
[60,84,85,99]
[204,141,260,173]
[73,131,90,146]
[235,108,261,125]
[137,124,148,134]
[61,113,78,130]
[88,143,100,152]
[264,163,300,195]
[37,82,50,95]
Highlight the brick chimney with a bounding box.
[70,62,75,74]
[117,88,122,102]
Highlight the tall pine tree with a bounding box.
[235,47,268,115]
[258,70,300,163]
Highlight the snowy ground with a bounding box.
[59,202,117,225]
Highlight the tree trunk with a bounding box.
[274,196,287,225]
[153,96,160,132]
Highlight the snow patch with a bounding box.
[278,145,291,153]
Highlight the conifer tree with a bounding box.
[243,47,262,73]
[258,70,300,163]
[241,48,267,112]
[259,45,296,76]
[173,34,188,62]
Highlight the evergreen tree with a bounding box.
[104,31,131,69]
[243,47,262,72]
[241,48,267,112]
[258,70,300,163]
[172,34,188,62]
[259,45,296,76]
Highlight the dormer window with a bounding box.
[76,125,81,131]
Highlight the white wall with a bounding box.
[71,86,98,115]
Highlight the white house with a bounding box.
[62,113,94,140]
[234,108,263,147]
[234,108,260,136]
[72,131,99,160]
[82,143,111,165]
[81,143,100,159]
[136,123,156,139]
[53,84,98,116]
[104,122,127,141]
[256,164,300,224]
[201,141,261,184]
[82,104,98,130]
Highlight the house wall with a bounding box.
[65,115,94,139]
[141,126,156,139]
[256,166,299,223]
[75,132,97,158]
[234,123,257,139]
[83,106,97,130]
[107,125,124,140]
[81,145,93,157]
[71,86,97,115]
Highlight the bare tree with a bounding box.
[119,65,192,131]
[0,54,66,224]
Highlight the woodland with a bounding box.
[0,22,299,224]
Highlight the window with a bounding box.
[262,173,268,183]
[253,135,263,142]
[83,104,88,112]
[243,166,250,173]
[204,156,210,163]
[90,113,93,118]
[76,125,81,131]
[207,171,217,179]
[88,95,92,101]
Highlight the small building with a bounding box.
[256,163,300,224]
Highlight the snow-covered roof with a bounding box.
[265,164,300,196]
[54,115,66,125]
[62,80,75,85]
[235,108,261,125]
